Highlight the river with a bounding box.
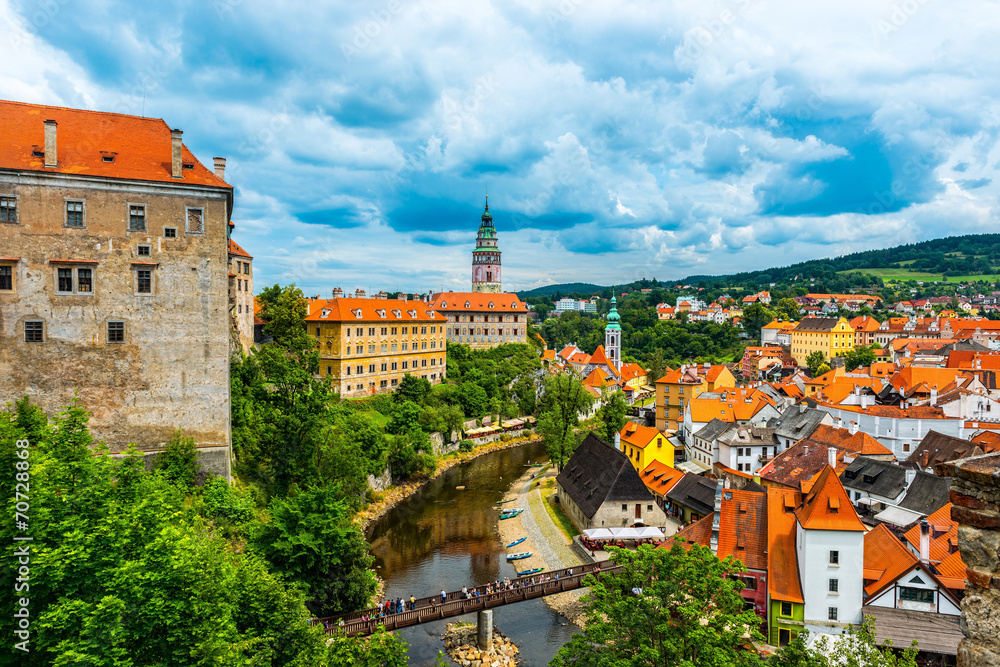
[367,440,579,666]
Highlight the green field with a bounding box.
[838,268,1000,284]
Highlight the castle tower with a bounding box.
[605,296,621,366]
[471,196,501,293]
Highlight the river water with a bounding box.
[367,440,579,666]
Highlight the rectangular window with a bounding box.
[356,365,363,375]
[24,320,43,342]
[0,196,17,223]
[828,607,838,621]
[57,268,73,292]
[368,364,376,373]
[421,359,427,367]
[137,269,152,294]
[107,321,125,343]
[829,579,838,593]
[381,327,387,335]
[381,344,387,353]
[391,362,398,371]
[421,326,427,334]
[369,327,376,336]
[129,204,146,231]
[402,361,408,369]
[77,268,92,293]
[0,265,11,291]
[186,207,204,234]
[137,245,151,257]
[327,366,332,375]
[431,358,436,366]
[780,602,792,617]
[380,380,388,388]
[66,200,84,227]
[356,345,362,354]
[431,326,436,333]
[391,327,397,335]
[402,326,408,334]
[315,327,321,337]
[830,550,839,565]
[402,343,408,351]
[900,587,934,603]
[164,227,177,238]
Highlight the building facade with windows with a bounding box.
[429,291,529,349]
[0,100,234,475]
[228,237,254,353]
[305,297,447,397]
[789,317,855,367]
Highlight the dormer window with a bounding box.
[489,302,495,309]
[352,309,363,319]
[408,310,417,318]
[377,309,386,319]
[392,309,402,318]
[441,302,447,308]
[512,302,518,309]
[183,162,194,170]
[465,301,471,308]
[321,308,331,319]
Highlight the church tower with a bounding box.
[605,296,621,366]
[471,196,501,293]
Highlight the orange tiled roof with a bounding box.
[794,465,866,531]
[688,388,776,423]
[767,487,804,603]
[582,367,615,388]
[568,352,591,365]
[759,426,892,488]
[619,423,661,449]
[0,99,230,188]
[619,362,647,383]
[903,503,958,563]
[673,489,768,571]
[228,238,253,259]
[541,350,556,362]
[850,315,882,332]
[863,524,919,596]
[762,319,798,330]
[588,345,619,374]
[809,424,893,457]
[558,344,579,360]
[640,460,684,497]
[430,292,528,313]
[935,549,967,591]
[304,297,446,322]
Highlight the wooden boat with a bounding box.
[505,536,527,548]
[517,567,545,576]
[499,497,517,504]
[506,552,532,561]
[499,509,523,520]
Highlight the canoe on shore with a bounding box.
[506,552,532,561]
[517,567,545,576]
[499,497,517,504]
[505,536,527,548]
[499,509,523,520]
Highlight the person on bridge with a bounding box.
[441,590,447,603]
[410,595,416,610]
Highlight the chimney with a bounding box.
[835,416,843,430]
[171,129,183,178]
[904,467,916,487]
[332,287,343,299]
[828,446,837,468]
[213,157,226,180]
[849,421,858,435]
[930,387,938,405]
[709,482,723,555]
[43,119,57,167]
[919,520,930,563]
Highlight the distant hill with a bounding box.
[521,234,1000,300]
[517,283,606,298]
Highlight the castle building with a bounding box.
[228,236,254,354]
[0,100,235,477]
[306,293,448,397]
[471,197,501,293]
[431,197,529,349]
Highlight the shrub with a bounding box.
[155,430,200,488]
[459,439,474,452]
[203,478,256,524]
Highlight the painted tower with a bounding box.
[471,196,501,293]
[605,296,621,366]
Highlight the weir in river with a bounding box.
[367,440,579,666]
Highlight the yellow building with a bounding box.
[305,296,448,397]
[619,423,673,472]
[789,317,855,367]
[655,363,737,432]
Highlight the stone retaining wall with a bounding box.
[938,452,1000,667]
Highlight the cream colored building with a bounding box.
[306,295,447,396]
[790,317,855,366]
[429,291,529,349]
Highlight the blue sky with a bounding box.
[5,0,1000,294]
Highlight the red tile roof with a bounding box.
[903,503,959,563]
[767,487,804,603]
[304,297,446,322]
[0,99,230,188]
[228,238,253,259]
[669,488,767,571]
[863,524,919,596]
[430,292,527,313]
[794,465,866,532]
[640,460,684,497]
[619,423,661,449]
[588,345,618,374]
[759,425,892,488]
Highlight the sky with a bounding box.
[4,0,1000,295]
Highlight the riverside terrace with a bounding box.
[315,560,621,637]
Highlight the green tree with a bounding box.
[538,374,594,471]
[395,374,431,404]
[550,542,764,667]
[775,297,801,320]
[806,350,827,376]
[646,348,667,384]
[843,344,878,372]
[775,618,919,667]
[259,283,314,352]
[458,381,489,417]
[742,303,776,340]
[388,400,422,436]
[253,483,376,616]
[815,362,831,376]
[155,429,200,488]
[326,626,409,667]
[596,390,629,445]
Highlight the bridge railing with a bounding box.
[313,560,621,636]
